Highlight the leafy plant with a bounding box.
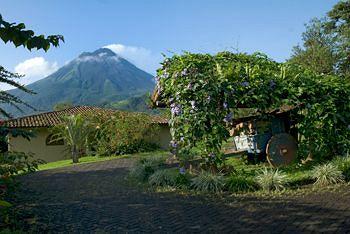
[191,171,225,193]
[51,114,92,163]
[255,168,287,192]
[129,156,165,182]
[88,112,160,156]
[311,163,345,187]
[148,169,177,187]
[226,174,257,193]
[332,156,350,181]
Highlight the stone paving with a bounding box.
[12,158,350,233]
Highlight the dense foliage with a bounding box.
[155,52,350,168]
[290,0,350,77]
[88,112,160,156]
[0,14,63,51]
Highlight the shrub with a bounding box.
[226,174,257,193]
[149,168,192,188]
[255,168,287,192]
[191,171,225,193]
[88,112,160,156]
[332,156,350,181]
[311,163,344,187]
[149,169,177,187]
[129,156,165,182]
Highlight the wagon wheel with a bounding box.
[266,133,297,167]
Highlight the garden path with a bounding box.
[13,157,350,233]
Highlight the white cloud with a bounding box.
[15,57,58,81]
[103,44,161,74]
[1,57,59,90]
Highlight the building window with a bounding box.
[46,134,64,146]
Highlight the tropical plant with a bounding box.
[51,114,92,163]
[191,171,225,193]
[226,174,257,193]
[311,163,345,187]
[332,156,350,181]
[255,168,287,192]
[148,169,177,187]
[129,156,165,182]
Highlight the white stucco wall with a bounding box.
[8,128,69,163]
[8,125,171,163]
[152,125,171,149]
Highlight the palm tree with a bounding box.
[52,114,91,163]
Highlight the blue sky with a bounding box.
[0,0,338,86]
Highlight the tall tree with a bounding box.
[326,0,350,77]
[0,14,64,117]
[289,18,338,75]
[289,1,350,78]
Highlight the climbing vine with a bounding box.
[155,52,350,169]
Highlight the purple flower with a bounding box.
[170,140,178,148]
[170,103,182,116]
[241,81,250,87]
[223,112,233,123]
[179,167,186,175]
[156,85,163,95]
[190,100,196,109]
[160,70,169,79]
[223,102,228,109]
[155,76,160,84]
[187,83,193,90]
[209,152,216,158]
[181,68,188,76]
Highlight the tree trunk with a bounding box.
[72,145,79,163]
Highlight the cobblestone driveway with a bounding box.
[13,158,350,233]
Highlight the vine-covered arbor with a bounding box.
[152,52,350,169]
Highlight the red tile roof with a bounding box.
[5,106,168,128]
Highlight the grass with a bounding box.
[225,156,313,189]
[38,150,170,171]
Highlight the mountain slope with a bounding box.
[4,48,155,117]
[104,94,159,114]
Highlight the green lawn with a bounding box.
[38,151,170,171]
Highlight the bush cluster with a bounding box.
[130,155,350,194]
[129,156,165,182]
[87,112,160,156]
